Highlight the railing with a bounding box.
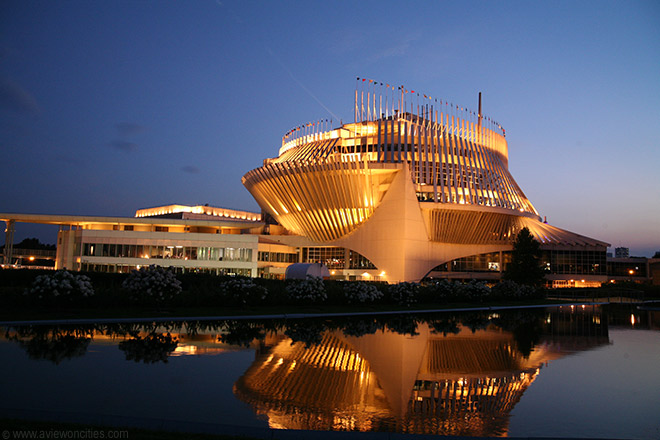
[279,79,508,162]
[0,264,55,270]
[352,77,505,136]
[547,287,646,303]
[6,248,56,258]
[281,119,336,151]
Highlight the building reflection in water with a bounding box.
[2,306,632,435]
[234,306,610,436]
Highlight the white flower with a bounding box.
[122,265,182,302]
[219,277,268,305]
[286,276,327,302]
[344,282,383,303]
[389,282,419,307]
[25,270,95,301]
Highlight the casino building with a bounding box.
[242,81,609,284]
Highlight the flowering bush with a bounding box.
[517,284,541,298]
[343,282,383,303]
[122,265,182,303]
[490,280,519,298]
[218,277,268,306]
[285,276,327,303]
[420,279,454,303]
[25,270,94,302]
[389,282,419,307]
[454,280,491,302]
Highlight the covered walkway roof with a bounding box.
[0,213,263,230]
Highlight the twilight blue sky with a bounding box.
[1,0,659,256]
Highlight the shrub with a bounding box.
[517,283,542,299]
[25,270,94,303]
[389,282,419,307]
[122,265,182,304]
[218,277,268,306]
[419,279,454,303]
[285,276,327,303]
[343,282,383,303]
[454,280,491,302]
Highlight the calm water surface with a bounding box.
[1,305,659,439]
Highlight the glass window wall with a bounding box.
[82,243,253,262]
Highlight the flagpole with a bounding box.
[368,81,371,121]
[355,78,359,124]
[361,90,364,124]
[379,83,382,120]
[385,84,388,118]
[366,82,370,122]
[378,83,381,119]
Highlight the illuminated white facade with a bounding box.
[1,207,263,276]
[135,204,261,221]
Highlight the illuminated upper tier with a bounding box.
[243,85,539,243]
[269,114,533,213]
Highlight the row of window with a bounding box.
[82,243,253,262]
[81,243,378,269]
[432,252,506,273]
[433,250,607,275]
[258,251,299,263]
[607,261,647,277]
[545,250,606,275]
[79,250,643,279]
[343,142,480,156]
[301,247,376,269]
[415,191,508,206]
[302,247,345,268]
[80,263,251,276]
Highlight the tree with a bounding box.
[3,238,56,250]
[503,227,545,287]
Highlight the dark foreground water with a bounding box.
[1,305,659,439]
